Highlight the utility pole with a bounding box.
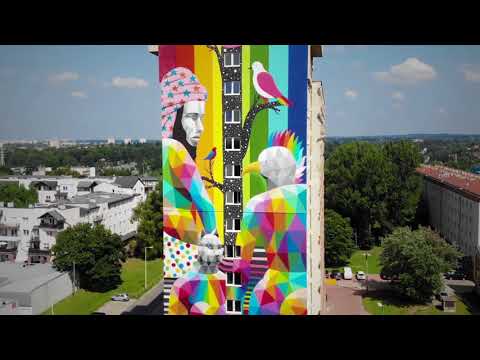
[0,143,5,167]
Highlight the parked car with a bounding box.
[445,270,466,280]
[356,271,366,281]
[343,267,353,280]
[436,289,449,302]
[111,293,129,302]
[330,271,342,280]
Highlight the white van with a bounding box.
[343,267,353,280]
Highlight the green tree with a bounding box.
[100,167,133,176]
[325,209,355,267]
[47,167,81,177]
[131,185,163,259]
[0,166,12,176]
[326,142,394,249]
[0,184,38,207]
[52,223,127,292]
[383,141,423,229]
[380,227,461,303]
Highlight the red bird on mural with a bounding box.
[204,147,217,161]
[252,61,293,107]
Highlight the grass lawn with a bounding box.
[363,290,479,315]
[43,258,163,315]
[327,246,383,275]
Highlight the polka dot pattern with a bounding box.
[164,233,199,278]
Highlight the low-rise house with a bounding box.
[0,262,74,315]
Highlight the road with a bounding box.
[121,280,164,315]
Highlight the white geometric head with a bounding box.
[258,146,297,188]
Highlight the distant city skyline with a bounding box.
[1,45,480,140]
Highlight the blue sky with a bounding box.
[1,45,480,140]
[315,45,480,137]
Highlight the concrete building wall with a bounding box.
[30,272,73,315]
[423,179,480,257]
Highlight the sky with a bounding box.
[1,45,480,140]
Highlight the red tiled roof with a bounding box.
[416,165,480,200]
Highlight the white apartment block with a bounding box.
[418,166,480,256]
[417,165,480,294]
[0,176,158,265]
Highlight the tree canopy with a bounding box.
[52,223,127,292]
[5,143,162,174]
[326,142,394,249]
[383,141,423,230]
[47,167,81,177]
[380,226,462,303]
[325,209,355,267]
[0,183,38,208]
[131,182,163,259]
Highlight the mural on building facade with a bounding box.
[160,45,309,315]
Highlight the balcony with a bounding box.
[39,222,64,230]
[28,248,50,256]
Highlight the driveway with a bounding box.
[96,299,137,315]
[325,283,369,315]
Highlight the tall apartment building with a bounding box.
[417,165,480,294]
[150,45,326,315]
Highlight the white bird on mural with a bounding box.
[251,61,293,107]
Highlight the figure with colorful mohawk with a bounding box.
[228,130,308,315]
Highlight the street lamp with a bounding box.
[363,252,371,293]
[145,246,153,289]
[377,302,384,316]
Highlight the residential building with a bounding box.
[139,138,147,144]
[124,138,132,145]
[150,45,326,315]
[0,175,149,264]
[139,176,158,195]
[417,165,480,294]
[107,137,115,145]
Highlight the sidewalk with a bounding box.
[121,280,164,315]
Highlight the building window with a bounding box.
[225,191,241,205]
[226,299,242,314]
[225,137,241,151]
[225,81,241,95]
[225,218,241,233]
[225,165,241,178]
[23,230,29,236]
[63,186,68,191]
[227,272,242,286]
[225,244,241,258]
[47,231,53,236]
[225,109,241,124]
[224,52,240,67]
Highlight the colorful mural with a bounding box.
[159,45,309,315]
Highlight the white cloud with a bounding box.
[111,76,148,89]
[460,64,480,82]
[49,71,80,82]
[391,91,405,101]
[345,89,358,100]
[373,58,437,85]
[71,91,87,99]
